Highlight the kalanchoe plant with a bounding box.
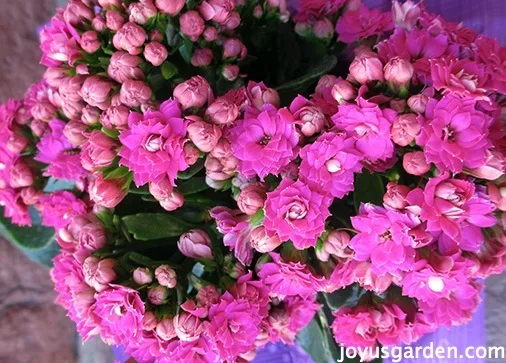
[0,0,505,362]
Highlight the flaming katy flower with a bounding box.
[299,132,363,199]
[40,12,81,67]
[0,189,31,226]
[40,191,88,230]
[296,0,347,17]
[417,95,493,173]
[228,271,270,318]
[228,105,299,180]
[336,5,393,44]
[264,179,332,249]
[119,99,188,186]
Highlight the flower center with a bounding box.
[258,135,271,146]
[286,203,307,220]
[325,159,342,173]
[428,276,444,292]
[144,134,163,152]
[442,125,455,142]
[379,230,392,241]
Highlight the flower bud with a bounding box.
[469,150,505,181]
[246,81,280,110]
[7,133,28,154]
[223,38,247,60]
[384,57,414,87]
[128,0,158,24]
[199,0,235,24]
[187,117,222,153]
[403,151,431,176]
[92,16,107,31]
[313,18,334,40]
[155,265,177,288]
[120,80,152,107]
[89,174,128,208]
[148,285,169,305]
[79,223,108,251]
[44,67,67,88]
[64,0,94,26]
[222,64,240,81]
[100,105,130,130]
[391,113,421,146]
[112,22,147,55]
[349,55,384,84]
[407,94,429,114]
[133,267,153,285]
[156,318,177,341]
[160,191,184,211]
[196,285,220,307]
[173,76,212,110]
[293,105,326,137]
[30,119,48,138]
[203,26,218,42]
[487,182,506,211]
[173,312,203,342]
[392,0,421,30]
[390,99,406,113]
[191,48,213,67]
[20,187,43,206]
[150,30,163,42]
[205,98,239,125]
[80,131,118,171]
[144,42,168,67]
[63,121,88,146]
[250,226,282,253]
[184,143,200,166]
[98,0,121,9]
[237,184,266,216]
[155,0,185,15]
[253,5,263,18]
[83,257,117,292]
[108,51,144,83]
[323,230,353,260]
[180,11,205,42]
[81,106,101,125]
[80,31,101,53]
[143,311,158,331]
[383,182,410,210]
[149,177,173,201]
[178,229,213,260]
[10,160,34,188]
[80,76,114,110]
[331,79,356,105]
[106,10,126,31]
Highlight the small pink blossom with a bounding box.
[112,22,147,55]
[173,76,213,110]
[336,5,393,44]
[80,131,118,172]
[40,191,88,230]
[108,52,144,84]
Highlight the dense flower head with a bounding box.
[296,0,347,18]
[40,191,88,230]
[336,5,393,44]
[0,189,31,226]
[416,94,493,173]
[119,99,188,186]
[228,105,299,180]
[264,179,332,249]
[40,12,81,67]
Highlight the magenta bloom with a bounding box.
[228,105,299,180]
[163,336,219,363]
[229,271,270,318]
[299,133,363,199]
[258,253,322,299]
[264,179,331,249]
[119,99,188,186]
[350,204,431,276]
[332,103,396,163]
[336,5,393,44]
[416,95,493,173]
[40,13,81,67]
[420,174,496,254]
[35,119,86,181]
[207,291,262,361]
[297,0,346,17]
[0,189,31,226]
[93,285,145,346]
[40,191,88,230]
[284,296,320,334]
[125,330,171,363]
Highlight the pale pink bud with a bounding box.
[205,155,233,181]
[196,285,220,307]
[83,256,117,292]
[198,0,235,24]
[315,74,338,96]
[98,0,121,9]
[331,79,356,105]
[44,67,67,88]
[349,55,384,84]
[112,22,147,55]
[237,184,266,216]
[128,0,158,24]
[173,76,212,110]
[295,22,311,36]
[143,311,158,331]
[120,79,152,107]
[79,223,108,251]
[184,143,200,166]
[148,285,169,305]
[383,182,410,210]
[392,0,421,30]
[203,26,218,42]
[108,51,144,83]
[191,48,213,67]
[391,113,420,146]
[133,267,153,285]
[148,177,173,201]
[323,230,353,260]
[76,64,89,75]
[80,31,101,53]
[7,133,28,154]
[156,318,177,341]
[89,174,128,208]
[106,10,125,31]
[100,105,129,130]
[20,187,43,206]
[155,265,177,288]
[250,226,282,253]
[64,121,88,146]
[313,18,334,39]
[246,81,280,110]
[82,106,101,125]
[150,29,163,42]
[293,105,326,137]
[155,0,185,15]
[80,131,118,171]
[10,160,34,188]
[205,98,239,125]
[178,229,213,260]
[30,98,57,121]
[92,16,107,32]
[403,151,431,176]
[180,11,205,42]
[222,64,240,81]
[159,191,184,211]
[143,42,168,66]
[223,38,247,60]
[187,117,222,153]
[225,11,240,29]
[384,57,414,87]
[173,312,203,342]
[487,182,506,211]
[469,150,505,181]
[79,76,114,110]
[30,119,48,138]
[407,94,429,114]
[64,0,94,26]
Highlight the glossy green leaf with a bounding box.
[122,213,192,240]
[353,171,384,212]
[177,177,209,195]
[177,158,204,180]
[276,54,337,92]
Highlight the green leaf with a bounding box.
[177,177,209,195]
[179,36,194,64]
[103,166,131,180]
[276,54,337,92]
[249,209,264,227]
[177,158,204,180]
[161,61,178,80]
[123,213,192,240]
[101,127,120,139]
[320,285,364,311]
[298,315,340,363]
[353,170,384,212]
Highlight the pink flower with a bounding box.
[80,131,118,172]
[106,10,126,31]
[89,174,129,208]
[246,81,280,110]
[128,0,158,24]
[155,0,185,16]
[403,151,431,176]
[299,133,363,199]
[331,103,395,163]
[108,52,144,83]
[392,0,421,30]
[155,265,177,288]
[204,139,238,181]
[143,42,168,67]
[80,31,101,53]
[186,117,222,153]
[0,189,31,226]
[284,295,320,335]
[350,204,430,276]
[133,267,153,285]
[173,76,213,110]
[296,0,346,17]
[40,191,87,229]
[237,183,266,216]
[207,291,262,361]
[229,105,299,180]
[79,76,114,110]
[198,0,235,25]
[250,226,282,253]
[180,11,205,42]
[229,271,270,318]
[173,311,204,342]
[178,229,213,260]
[120,80,152,107]
[40,15,81,67]
[487,182,506,211]
[349,54,384,84]
[336,5,393,44]
[93,285,145,345]
[264,179,331,249]
[289,95,326,137]
[391,113,421,147]
[317,230,353,262]
[469,150,505,181]
[191,47,214,67]
[383,182,410,210]
[112,22,147,55]
[258,253,322,299]
[79,222,108,251]
[384,57,414,87]
[163,336,219,363]
[119,99,188,186]
[222,38,247,60]
[205,97,240,125]
[417,95,493,173]
[83,256,117,292]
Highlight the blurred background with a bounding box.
[0,0,504,362]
